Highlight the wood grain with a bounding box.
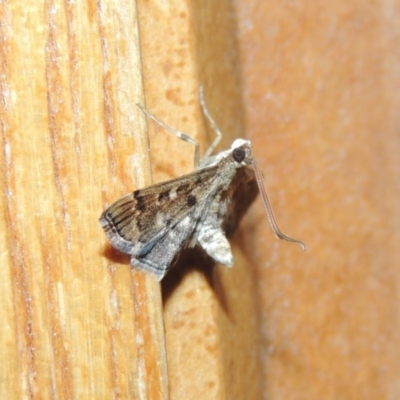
[0,1,167,398]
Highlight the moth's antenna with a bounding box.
[252,158,306,251]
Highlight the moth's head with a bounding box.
[230,139,253,165]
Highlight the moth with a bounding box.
[100,89,305,281]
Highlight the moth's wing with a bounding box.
[100,165,222,279]
[131,211,200,281]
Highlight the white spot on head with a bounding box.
[231,138,251,150]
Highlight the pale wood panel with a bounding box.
[0,1,167,398]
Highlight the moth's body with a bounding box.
[100,139,253,281]
[100,90,305,281]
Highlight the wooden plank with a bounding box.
[0,1,167,398]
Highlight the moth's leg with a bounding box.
[199,87,222,160]
[137,104,201,167]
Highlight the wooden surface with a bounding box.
[0,1,168,398]
[1,0,400,399]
